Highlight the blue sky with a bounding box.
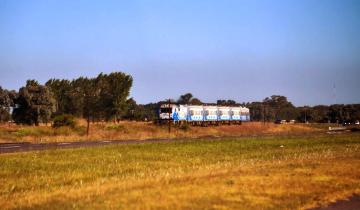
[0,0,359,106]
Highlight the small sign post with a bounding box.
[168,99,171,134]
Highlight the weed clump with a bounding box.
[13,128,45,137]
[179,123,190,131]
[52,114,76,128]
[105,124,128,133]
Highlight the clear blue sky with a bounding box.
[1,0,359,106]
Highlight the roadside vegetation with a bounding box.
[0,133,359,209]
[0,121,322,143]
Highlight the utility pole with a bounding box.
[84,93,90,137]
[168,99,171,134]
[86,115,90,136]
[262,103,266,125]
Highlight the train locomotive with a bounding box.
[159,103,250,125]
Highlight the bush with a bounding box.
[105,124,128,133]
[179,123,190,131]
[52,114,76,128]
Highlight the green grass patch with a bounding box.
[105,124,129,133]
[12,127,52,137]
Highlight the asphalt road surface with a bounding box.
[310,195,360,210]
[0,138,179,154]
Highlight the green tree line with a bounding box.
[0,72,136,125]
[1,78,359,124]
[245,95,360,123]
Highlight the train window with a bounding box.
[160,108,171,113]
[220,110,228,115]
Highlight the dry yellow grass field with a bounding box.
[0,121,323,143]
[0,134,359,209]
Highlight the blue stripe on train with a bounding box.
[204,115,217,121]
[219,116,230,120]
[231,116,241,120]
[173,112,249,122]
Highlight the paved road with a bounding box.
[310,195,360,210]
[0,138,180,154]
[0,135,240,154]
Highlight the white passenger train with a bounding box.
[159,104,250,125]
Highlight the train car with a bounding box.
[177,105,188,121]
[230,107,242,124]
[203,106,217,121]
[158,103,250,125]
[203,106,218,125]
[218,106,231,121]
[187,105,204,122]
[158,103,178,122]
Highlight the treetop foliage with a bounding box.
[177,93,203,105]
[45,72,133,123]
[2,72,133,125]
[0,86,15,122]
[12,80,55,125]
[52,114,76,128]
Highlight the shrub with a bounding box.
[52,114,76,128]
[14,128,40,137]
[105,124,128,133]
[13,127,53,137]
[179,123,190,131]
[72,125,87,135]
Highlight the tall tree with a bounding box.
[12,80,56,125]
[0,86,14,122]
[247,102,263,121]
[177,93,203,105]
[190,98,202,105]
[103,72,133,121]
[177,93,193,104]
[45,79,72,115]
[263,95,296,120]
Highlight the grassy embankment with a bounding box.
[0,133,359,209]
[0,121,323,143]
